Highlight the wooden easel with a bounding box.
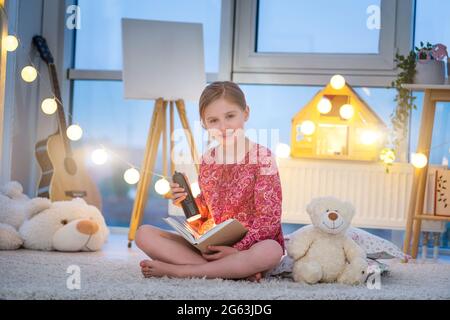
[127,98,200,247]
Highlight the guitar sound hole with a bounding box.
[64,157,78,175]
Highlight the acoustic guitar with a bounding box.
[33,35,102,210]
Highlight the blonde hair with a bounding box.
[199,81,247,123]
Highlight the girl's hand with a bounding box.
[202,245,238,261]
[169,182,187,207]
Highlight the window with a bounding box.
[233,0,414,86]
[257,0,380,54]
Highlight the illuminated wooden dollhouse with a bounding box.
[291,76,387,161]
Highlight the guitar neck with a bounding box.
[48,63,72,157]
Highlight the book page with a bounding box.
[171,215,202,239]
[163,217,197,244]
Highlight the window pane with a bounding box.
[75,0,221,73]
[256,0,380,54]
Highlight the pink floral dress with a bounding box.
[195,142,285,252]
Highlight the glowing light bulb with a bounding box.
[380,148,395,164]
[21,66,37,82]
[411,153,428,169]
[124,168,140,185]
[300,121,315,136]
[155,178,171,195]
[340,104,354,120]
[360,130,378,145]
[276,143,291,158]
[66,124,83,141]
[4,35,18,52]
[330,75,346,90]
[41,98,57,115]
[317,98,332,114]
[190,181,201,198]
[91,149,108,165]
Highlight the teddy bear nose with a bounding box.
[76,220,99,235]
[328,212,338,221]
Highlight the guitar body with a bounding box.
[36,133,102,210]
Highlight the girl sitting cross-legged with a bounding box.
[136,81,285,282]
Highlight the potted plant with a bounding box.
[414,42,448,85]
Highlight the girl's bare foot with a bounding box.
[140,259,181,278]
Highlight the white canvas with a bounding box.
[121,19,206,101]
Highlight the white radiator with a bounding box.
[168,158,445,231]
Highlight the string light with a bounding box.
[330,75,346,90]
[300,120,316,135]
[340,104,354,120]
[317,98,332,114]
[10,31,178,194]
[41,98,57,115]
[155,178,171,195]
[276,143,291,158]
[124,168,140,185]
[360,130,378,145]
[91,148,108,165]
[66,124,83,141]
[21,66,37,82]
[4,35,18,52]
[411,153,428,169]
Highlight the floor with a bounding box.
[1,231,450,300]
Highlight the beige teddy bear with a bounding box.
[287,196,368,285]
[20,197,109,251]
[0,181,109,251]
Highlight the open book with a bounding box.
[163,215,248,253]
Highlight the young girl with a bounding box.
[136,81,284,281]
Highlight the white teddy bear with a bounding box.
[0,181,51,250]
[286,196,368,285]
[0,181,109,251]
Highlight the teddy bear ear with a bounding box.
[343,201,356,217]
[0,181,24,198]
[27,197,52,219]
[306,198,320,216]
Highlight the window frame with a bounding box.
[232,0,415,87]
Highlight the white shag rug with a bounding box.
[1,248,450,300]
